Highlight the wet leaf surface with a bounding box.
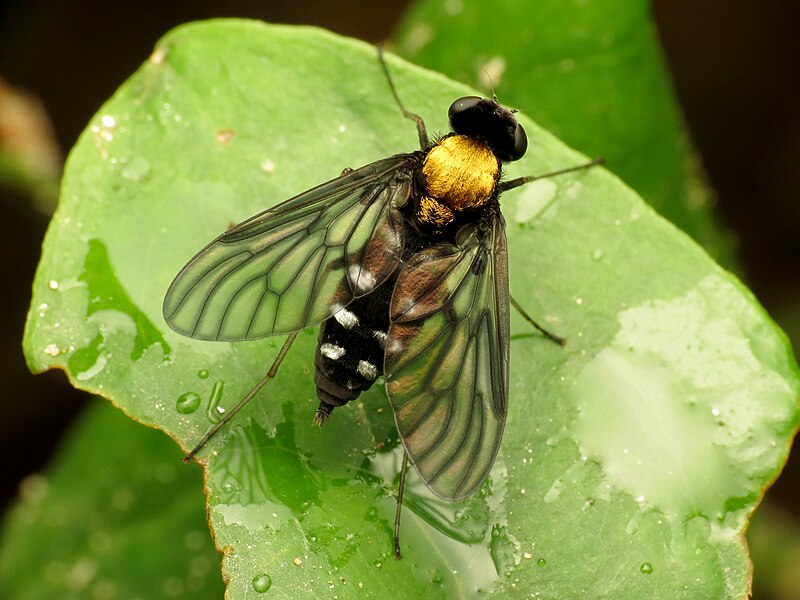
[20,20,799,598]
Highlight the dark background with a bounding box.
[1,0,797,546]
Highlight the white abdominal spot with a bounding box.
[320,343,345,360]
[333,306,359,329]
[357,360,378,380]
[373,330,387,348]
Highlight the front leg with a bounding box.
[377,45,430,150]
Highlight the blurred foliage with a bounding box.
[0,399,223,599]
[0,78,61,214]
[748,502,800,600]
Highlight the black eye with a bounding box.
[509,123,527,161]
[448,96,482,122]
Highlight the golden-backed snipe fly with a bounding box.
[163,47,602,559]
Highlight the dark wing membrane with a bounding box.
[163,154,417,340]
[384,212,510,500]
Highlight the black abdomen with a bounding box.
[313,280,394,424]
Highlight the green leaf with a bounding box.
[22,20,799,597]
[393,0,735,269]
[0,399,223,599]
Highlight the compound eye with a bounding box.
[448,96,482,128]
[508,123,528,161]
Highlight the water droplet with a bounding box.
[176,392,202,414]
[536,558,547,567]
[640,562,653,574]
[252,573,272,593]
[206,380,226,423]
[514,179,558,223]
[544,478,562,503]
[48,280,59,290]
[43,344,60,357]
[76,353,108,380]
[261,159,275,173]
[489,523,520,576]
[591,249,604,261]
[197,369,210,379]
[121,156,151,181]
[575,297,583,305]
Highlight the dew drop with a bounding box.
[121,156,151,181]
[176,392,202,414]
[197,369,210,379]
[536,558,547,567]
[591,249,604,261]
[48,280,59,290]
[252,573,272,593]
[640,562,653,574]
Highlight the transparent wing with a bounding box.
[163,154,417,340]
[384,211,510,500]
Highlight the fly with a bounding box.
[163,46,602,559]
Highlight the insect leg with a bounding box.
[498,157,604,192]
[182,332,298,463]
[377,45,429,150]
[510,295,566,347]
[394,450,410,560]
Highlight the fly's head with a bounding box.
[448,96,527,163]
